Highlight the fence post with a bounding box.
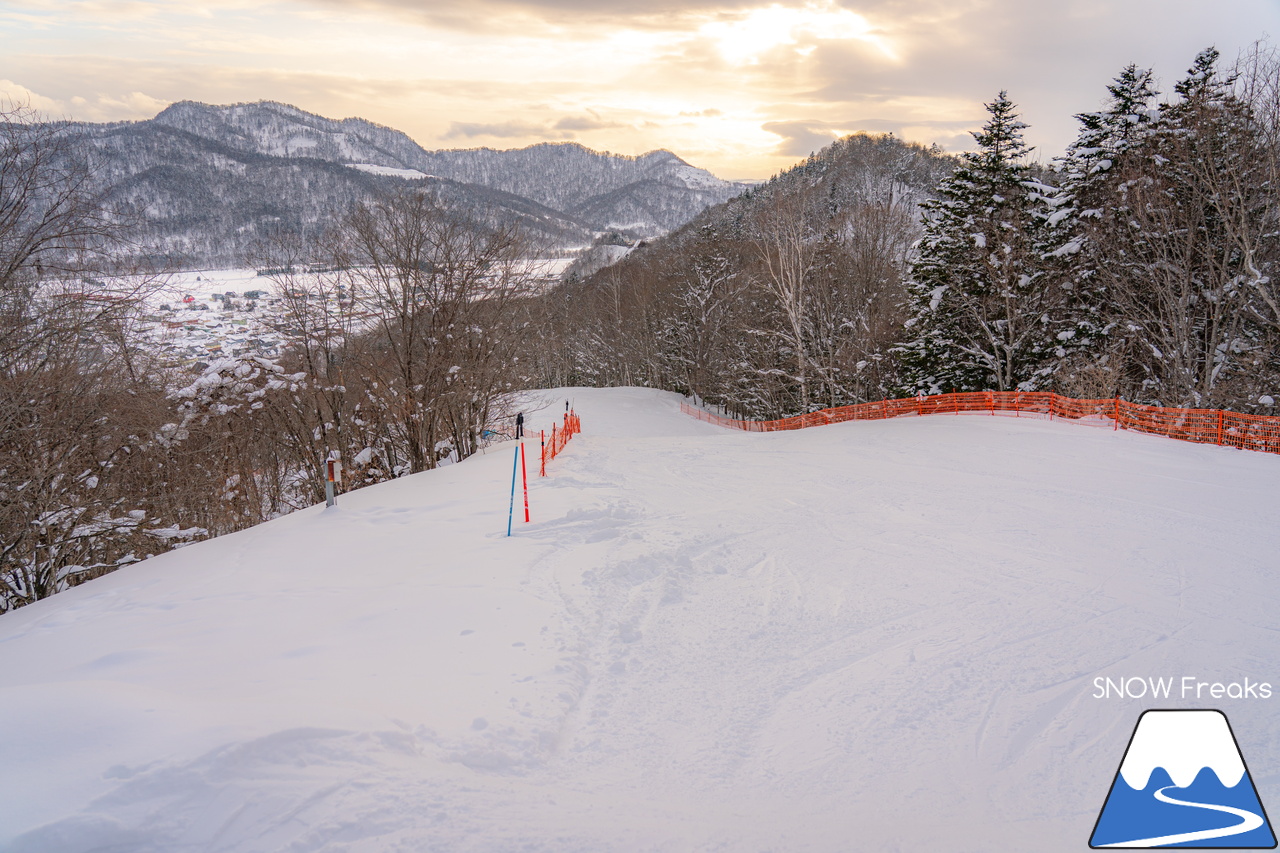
[1114,396,1120,431]
[540,430,546,477]
[1217,409,1224,446]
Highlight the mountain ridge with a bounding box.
[51,100,745,267]
[146,100,742,219]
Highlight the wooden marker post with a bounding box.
[325,450,341,507]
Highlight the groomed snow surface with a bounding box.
[3,388,1280,852]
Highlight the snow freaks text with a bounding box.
[1093,677,1273,700]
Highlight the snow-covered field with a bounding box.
[3,387,1279,852]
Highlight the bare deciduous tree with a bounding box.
[335,189,536,473]
[750,188,821,411]
[0,102,172,611]
[1097,49,1273,407]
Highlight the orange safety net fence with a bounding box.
[540,410,582,476]
[680,392,1280,455]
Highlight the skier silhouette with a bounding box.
[515,412,524,439]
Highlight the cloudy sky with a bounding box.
[2,0,1276,179]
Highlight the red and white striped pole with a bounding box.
[520,441,530,522]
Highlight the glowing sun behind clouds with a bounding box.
[698,2,898,66]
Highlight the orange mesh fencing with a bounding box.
[540,410,582,476]
[680,392,1280,455]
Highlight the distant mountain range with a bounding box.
[56,100,747,268]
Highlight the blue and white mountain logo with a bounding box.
[1090,709,1276,848]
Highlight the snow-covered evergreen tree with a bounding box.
[1041,64,1159,385]
[898,92,1058,394]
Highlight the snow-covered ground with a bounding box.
[3,388,1280,852]
[127,265,574,371]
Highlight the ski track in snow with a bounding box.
[2,388,1280,851]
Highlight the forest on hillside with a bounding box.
[529,45,1280,420]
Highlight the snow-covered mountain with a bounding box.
[415,141,743,229]
[58,101,744,267]
[62,115,594,268]
[152,100,743,221]
[151,100,434,168]
[4,388,1280,851]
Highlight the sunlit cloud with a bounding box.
[553,113,626,131]
[761,113,978,156]
[762,119,840,156]
[445,119,567,140]
[0,0,1276,178]
[13,0,161,19]
[1,76,170,122]
[0,79,63,113]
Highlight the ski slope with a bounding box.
[3,387,1280,852]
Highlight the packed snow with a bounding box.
[3,387,1280,851]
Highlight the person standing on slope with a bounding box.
[515,412,524,439]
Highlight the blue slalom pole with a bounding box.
[507,444,519,536]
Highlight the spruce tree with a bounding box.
[898,92,1057,394]
[1038,65,1159,394]
[1047,68,1158,320]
